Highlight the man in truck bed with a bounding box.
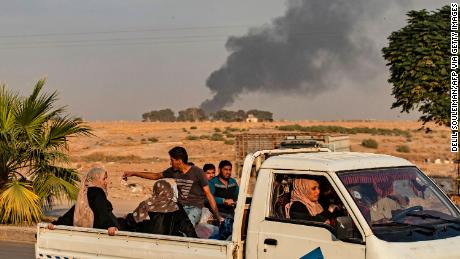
[123,146,222,225]
[209,160,239,218]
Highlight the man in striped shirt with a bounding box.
[123,146,222,226]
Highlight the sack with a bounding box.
[199,208,213,224]
[195,223,219,239]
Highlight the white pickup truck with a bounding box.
[36,149,460,259]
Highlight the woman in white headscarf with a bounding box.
[285,178,337,223]
[48,167,119,236]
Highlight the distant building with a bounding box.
[246,114,258,123]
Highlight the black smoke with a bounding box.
[200,0,403,112]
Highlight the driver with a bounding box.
[371,192,409,222]
[285,178,337,224]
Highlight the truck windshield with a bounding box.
[338,167,460,242]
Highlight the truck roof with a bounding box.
[260,152,414,172]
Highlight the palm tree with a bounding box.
[0,79,92,224]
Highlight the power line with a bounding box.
[0,30,357,50]
[0,34,230,46]
[0,20,434,41]
[0,24,253,39]
[0,22,409,50]
[0,38,228,50]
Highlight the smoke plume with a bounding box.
[200,0,400,112]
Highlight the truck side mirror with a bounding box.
[335,216,364,244]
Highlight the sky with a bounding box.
[0,0,451,121]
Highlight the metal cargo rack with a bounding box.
[234,132,350,177]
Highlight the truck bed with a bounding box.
[35,223,236,259]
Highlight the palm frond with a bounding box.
[42,116,92,150]
[14,79,60,144]
[0,140,28,180]
[0,84,19,136]
[0,180,42,224]
[29,78,46,101]
[32,165,80,209]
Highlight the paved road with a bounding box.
[0,241,34,259]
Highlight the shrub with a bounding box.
[210,133,225,141]
[225,127,240,132]
[182,128,188,133]
[224,139,235,145]
[190,126,197,130]
[186,135,199,140]
[396,145,410,153]
[276,124,304,131]
[148,137,158,143]
[199,135,210,139]
[214,128,221,132]
[361,139,378,149]
[78,153,159,163]
[277,124,411,138]
[126,136,134,141]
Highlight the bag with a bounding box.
[218,217,233,240]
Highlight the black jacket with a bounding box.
[289,201,333,222]
[125,205,197,238]
[52,187,119,229]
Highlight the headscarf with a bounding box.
[73,167,107,228]
[286,178,324,218]
[132,179,179,223]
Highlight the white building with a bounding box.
[246,114,258,123]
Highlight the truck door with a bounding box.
[256,171,365,259]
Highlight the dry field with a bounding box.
[65,120,456,215]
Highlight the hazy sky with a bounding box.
[0,0,451,120]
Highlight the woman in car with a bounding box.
[286,178,337,224]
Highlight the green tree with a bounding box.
[212,109,246,122]
[212,110,235,121]
[142,108,176,122]
[246,109,273,122]
[177,107,207,122]
[0,79,91,224]
[382,6,450,126]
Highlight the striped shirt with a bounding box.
[164,166,208,207]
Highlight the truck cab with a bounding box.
[36,150,460,259]
[245,151,460,259]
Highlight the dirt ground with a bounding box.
[64,120,457,215]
